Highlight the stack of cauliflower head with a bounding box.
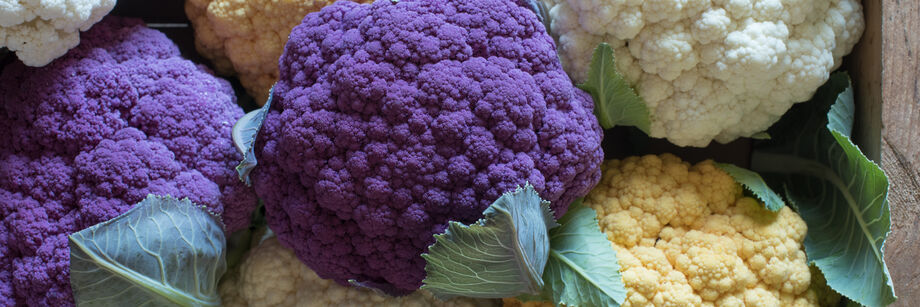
[0,17,256,306]
[251,0,604,294]
[185,0,373,102]
[544,0,864,146]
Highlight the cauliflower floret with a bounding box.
[544,0,864,146]
[504,154,832,307]
[0,17,256,306]
[221,236,499,307]
[0,0,115,66]
[252,0,603,294]
[589,154,816,306]
[184,0,372,102]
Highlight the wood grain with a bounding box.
[850,0,882,162]
[881,0,920,305]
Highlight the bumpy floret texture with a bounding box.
[185,0,373,102]
[544,0,864,146]
[589,154,817,306]
[0,0,115,66]
[220,236,500,307]
[252,0,604,293]
[503,154,825,307]
[0,17,256,306]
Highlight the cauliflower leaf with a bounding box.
[423,188,627,307]
[520,200,627,307]
[715,163,785,212]
[751,132,772,140]
[577,43,650,133]
[233,87,273,186]
[751,73,896,307]
[69,195,226,307]
[422,184,558,299]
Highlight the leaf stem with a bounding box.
[751,151,884,265]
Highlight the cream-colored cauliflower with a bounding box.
[591,154,817,306]
[504,154,837,307]
[185,0,371,103]
[220,235,500,307]
[543,0,864,147]
[0,0,115,66]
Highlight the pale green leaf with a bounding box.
[751,132,772,140]
[577,43,650,133]
[421,184,558,299]
[546,201,627,307]
[751,72,896,307]
[827,84,855,138]
[224,202,267,270]
[521,200,627,307]
[69,195,227,307]
[347,279,413,297]
[233,86,274,186]
[715,163,785,211]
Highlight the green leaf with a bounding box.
[520,200,627,307]
[715,163,785,211]
[827,84,855,138]
[577,43,650,133]
[224,202,267,270]
[69,195,227,307]
[348,279,414,297]
[421,184,558,299]
[750,132,772,140]
[751,72,896,307]
[224,228,253,271]
[233,85,274,186]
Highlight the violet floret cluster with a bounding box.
[252,0,604,294]
[0,17,256,306]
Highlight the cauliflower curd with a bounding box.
[252,0,603,293]
[0,17,256,306]
[589,154,818,306]
[544,0,864,146]
[505,154,833,307]
[220,236,499,307]
[185,0,371,102]
[0,0,115,66]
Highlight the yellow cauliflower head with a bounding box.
[593,154,816,306]
[219,235,500,307]
[505,154,832,307]
[184,0,371,102]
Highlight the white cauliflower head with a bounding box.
[220,235,500,307]
[0,0,115,66]
[544,0,864,147]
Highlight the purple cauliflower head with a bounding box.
[252,0,604,293]
[0,17,256,306]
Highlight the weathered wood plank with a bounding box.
[850,0,882,162]
[881,0,920,305]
